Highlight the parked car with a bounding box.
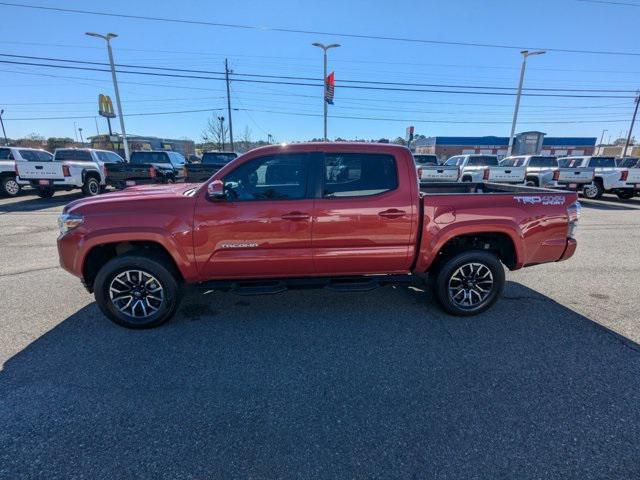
[615,157,640,198]
[420,154,526,184]
[0,147,52,197]
[15,148,124,198]
[557,156,637,199]
[57,142,579,328]
[500,155,594,191]
[185,151,238,183]
[105,150,187,189]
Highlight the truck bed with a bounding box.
[419,182,554,195]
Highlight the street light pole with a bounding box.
[507,50,545,156]
[78,127,84,144]
[86,32,130,161]
[312,42,340,141]
[622,91,639,159]
[0,109,8,145]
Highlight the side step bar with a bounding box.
[198,274,418,296]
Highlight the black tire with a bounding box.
[94,254,182,329]
[0,176,21,197]
[583,180,604,199]
[461,176,473,183]
[433,250,505,316]
[36,187,54,198]
[525,178,538,187]
[82,176,101,196]
[616,190,635,200]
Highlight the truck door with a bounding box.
[312,151,416,275]
[193,152,317,279]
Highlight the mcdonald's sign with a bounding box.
[98,94,116,118]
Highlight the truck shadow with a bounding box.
[0,191,84,212]
[579,197,640,211]
[1,282,639,479]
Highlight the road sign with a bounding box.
[98,94,116,118]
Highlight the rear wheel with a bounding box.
[583,180,604,199]
[0,176,21,197]
[82,176,101,196]
[36,187,54,198]
[433,250,505,316]
[94,254,181,329]
[525,178,538,187]
[616,190,635,200]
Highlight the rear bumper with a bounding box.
[557,238,577,262]
[28,178,82,188]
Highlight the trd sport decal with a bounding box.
[514,195,565,206]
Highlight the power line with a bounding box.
[5,107,223,121]
[3,52,637,93]
[1,1,640,57]
[0,58,635,99]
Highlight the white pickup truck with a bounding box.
[0,147,53,197]
[500,155,595,191]
[432,154,526,184]
[16,148,125,198]
[558,156,635,200]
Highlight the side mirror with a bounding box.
[206,179,226,201]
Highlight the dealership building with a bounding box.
[414,131,597,161]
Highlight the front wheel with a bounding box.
[0,176,21,197]
[616,190,635,200]
[94,254,181,329]
[433,250,505,316]
[82,176,101,196]
[583,181,604,199]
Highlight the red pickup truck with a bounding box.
[57,143,580,328]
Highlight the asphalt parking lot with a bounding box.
[1,190,640,479]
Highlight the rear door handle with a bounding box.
[378,209,406,219]
[281,211,310,221]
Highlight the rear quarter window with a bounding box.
[323,153,398,198]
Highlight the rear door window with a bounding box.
[223,153,309,201]
[444,156,464,166]
[323,153,398,198]
[587,157,616,168]
[467,156,498,166]
[529,157,558,167]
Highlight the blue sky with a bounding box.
[1,0,639,143]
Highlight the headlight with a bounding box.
[58,213,83,235]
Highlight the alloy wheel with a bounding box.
[109,270,164,319]
[448,262,494,310]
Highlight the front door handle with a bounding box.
[378,209,406,219]
[281,211,310,221]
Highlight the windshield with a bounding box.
[413,155,438,165]
[130,152,170,165]
[587,157,616,168]
[202,152,238,165]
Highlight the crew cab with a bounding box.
[184,151,238,183]
[444,154,526,184]
[58,143,579,329]
[0,147,52,197]
[105,150,187,188]
[558,156,634,200]
[16,148,124,198]
[500,155,595,191]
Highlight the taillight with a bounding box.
[482,168,490,181]
[552,169,560,181]
[620,170,629,181]
[567,201,581,239]
[62,164,71,177]
[149,166,157,178]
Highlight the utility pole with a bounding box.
[225,58,234,152]
[312,42,340,141]
[507,50,546,156]
[73,122,79,142]
[94,117,100,136]
[0,109,8,145]
[622,91,639,159]
[86,32,130,161]
[218,116,226,150]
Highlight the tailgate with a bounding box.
[106,165,152,182]
[16,162,63,180]
[419,166,459,182]
[487,167,525,183]
[557,168,594,184]
[625,168,640,185]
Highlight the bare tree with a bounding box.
[202,115,228,150]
